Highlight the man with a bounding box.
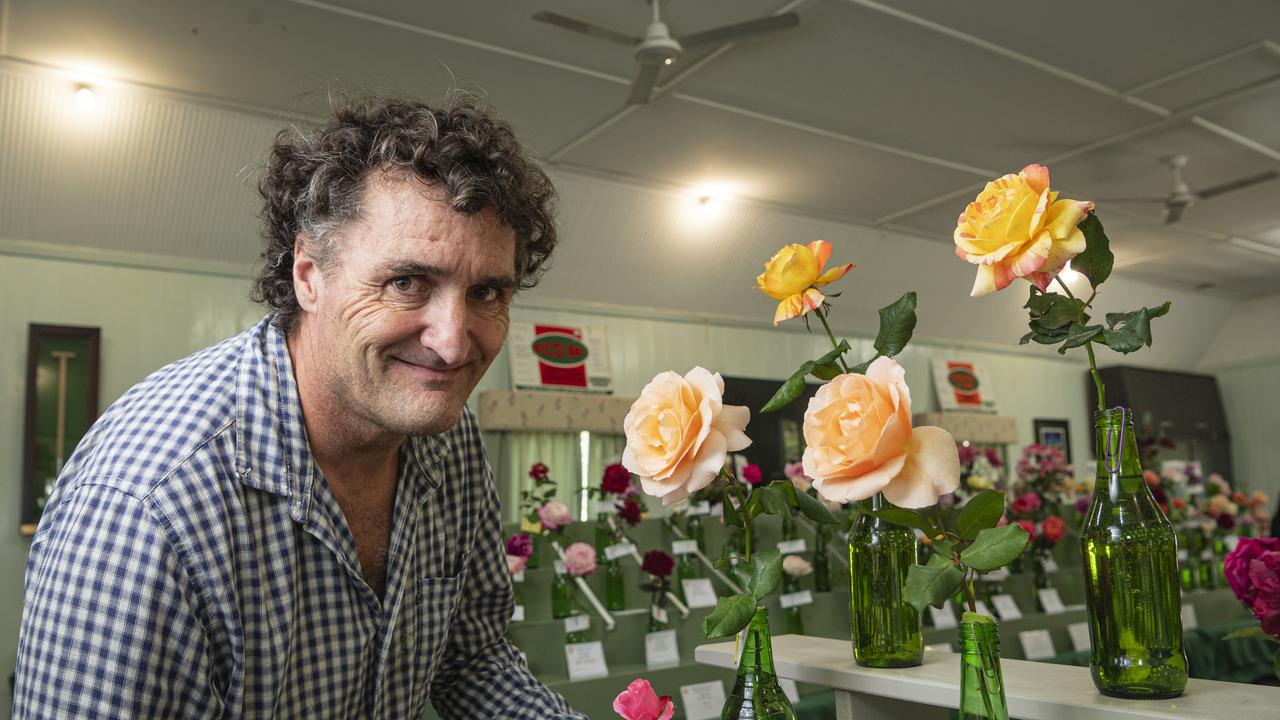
[14,97,584,719]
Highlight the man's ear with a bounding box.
[293,236,322,313]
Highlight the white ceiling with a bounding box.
[1,0,1279,300]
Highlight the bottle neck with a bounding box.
[1094,407,1144,495]
[738,607,776,674]
[961,617,1000,656]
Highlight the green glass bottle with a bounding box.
[1032,551,1054,613]
[1080,407,1187,699]
[565,612,586,645]
[848,493,923,667]
[676,515,704,603]
[721,606,796,720]
[783,578,805,635]
[526,531,542,569]
[593,511,614,555]
[812,523,832,593]
[605,558,626,611]
[551,561,575,619]
[959,613,1008,720]
[1177,525,1199,592]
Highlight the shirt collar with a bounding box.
[234,317,452,518]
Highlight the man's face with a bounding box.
[295,173,516,437]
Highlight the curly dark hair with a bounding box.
[254,95,557,331]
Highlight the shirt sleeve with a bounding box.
[13,481,223,719]
[428,458,586,719]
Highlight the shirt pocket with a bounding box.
[411,558,470,701]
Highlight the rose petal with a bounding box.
[809,451,905,504]
[807,239,833,269]
[882,426,961,508]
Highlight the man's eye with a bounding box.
[389,276,419,293]
[471,286,503,303]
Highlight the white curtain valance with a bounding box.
[477,390,635,434]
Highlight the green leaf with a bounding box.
[1057,322,1104,354]
[1073,213,1114,289]
[960,524,1031,571]
[927,539,957,568]
[1027,291,1085,330]
[813,340,852,368]
[848,356,876,374]
[794,489,837,525]
[955,490,1006,540]
[761,369,811,414]
[811,361,843,381]
[869,505,939,537]
[702,593,758,638]
[731,562,753,592]
[1023,285,1054,315]
[1224,626,1272,641]
[1100,302,1172,354]
[904,563,966,613]
[873,291,918,358]
[746,485,787,521]
[748,550,784,600]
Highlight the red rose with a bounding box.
[602,463,632,495]
[642,550,675,578]
[1041,515,1066,543]
[529,462,550,480]
[1015,519,1037,543]
[618,497,643,526]
[742,464,764,486]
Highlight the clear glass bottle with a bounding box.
[551,561,575,619]
[959,613,1008,720]
[848,493,923,667]
[812,523,832,593]
[721,606,796,720]
[1080,407,1187,699]
[605,558,626,611]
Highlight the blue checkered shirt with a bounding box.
[14,317,583,719]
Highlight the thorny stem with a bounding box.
[1055,276,1106,412]
[965,570,978,614]
[815,307,851,373]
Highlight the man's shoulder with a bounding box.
[62,320,269,497]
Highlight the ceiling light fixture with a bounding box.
[1057,261,1081,284]
[74,84,96,110]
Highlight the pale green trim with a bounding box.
[0,238,256,280]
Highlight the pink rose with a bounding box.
[613,678,675,720]
[957,444,979,466]
[1015,519,1037,542]
[802,357,959,508]
[1143,470,1161,487]
[1224,537,1280,605]
[538,501,573,531]
[506,554,528,576]
[1011,492,1041,515]
[623,368,752,506]
[784,461,813,492]
[506,533,533,559]
[742,464,764,486]
[1041,515,1066,543]
[563,542,598,577]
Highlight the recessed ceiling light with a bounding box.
[74,84,96,110]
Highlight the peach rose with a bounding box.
[802,357,960,507]
[755,240,854,325]
[954,164,1094,297]
[623,367,751,505]
[783,555,813,577]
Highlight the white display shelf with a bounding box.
[695,634,1280,720]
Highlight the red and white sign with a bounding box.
[932,359,996,413]
[509,323,613,394]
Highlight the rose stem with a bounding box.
[815,306,851,373]
[1054,276,1106,412]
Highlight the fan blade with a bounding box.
[531,11,641,46]
[679,12,799,49]
[626,63,662,105]
[1163,203,1185,224]
[1195,170,1279,199]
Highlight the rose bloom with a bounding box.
[784,462,813,493]
[1250,490,1270,508]
[1218,513,1237,532]
[1015,519,1038,542]
[954,163,1094,297]
[1143,469,1161,487]
[755,239,854,325]
[741,464,764,486]
[1011,492,1042,515]
[983,447,1003,468]
[1224,537,1280,637]
[618,497,644,526]
[783,555,814,577]
[506,554,528,576]
[957,444,980,466]
[1075,496,1091,515]
[613,678,675,720]
[642,550,675,578]
[1233,491,1249,505]
[563,542,598,577]
[506,533,533,559]
[537,500,573,531]
[529,462,550,480]
[623,367,751,506]
[1041,515,1067,543]
[1208,494,1239,518]
[1173,497,1186,510]
[602,463,633,495]
[802,357,959,507]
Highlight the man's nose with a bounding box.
[417,293,472,367]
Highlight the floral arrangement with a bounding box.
[1223,537,1280,678]
[613,679,675,720]
[505,534,532,576]
[520,462,560,533]
[954,444,1004,499]
[563,542,598,577]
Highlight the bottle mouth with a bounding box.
[1093,406,1132,422]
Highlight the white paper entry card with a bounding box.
[683,578,718,608]
[1019,629,1056,660]
[680,680,727,720]
[564,641,609,681]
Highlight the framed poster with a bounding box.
[508,322,613,394]
[21,324,100,535]
[932,359,996,413]
[1033,418,1072,463]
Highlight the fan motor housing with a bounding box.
[636,21,681,65]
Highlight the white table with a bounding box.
[695,634,1280,720]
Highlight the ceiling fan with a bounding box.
[1102,155,1279,225]
[533,1,799,105]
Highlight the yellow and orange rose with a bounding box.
[756,240,854,325]
[802,357,960,507]
[954,164,1094,297]
[622,367,752,505]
